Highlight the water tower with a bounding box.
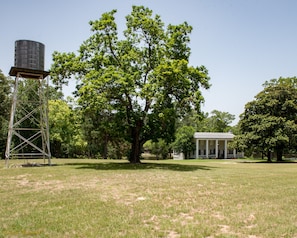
[5,40,51,167]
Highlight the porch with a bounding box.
[193,132,240,159]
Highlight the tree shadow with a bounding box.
[240,159,297,164]
[63,161,214,172]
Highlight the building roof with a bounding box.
[194,132,234,140]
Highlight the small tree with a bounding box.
[49,99,86,158]
[207,110,235,132]
[178,109,235,133]
[172,126,195,159]
[143,139,170,160]
[237,77,297,162]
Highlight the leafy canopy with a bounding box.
[172,126,195,160]
[236,77,297,161]
[51,6,210,162]
[49,98,87,158]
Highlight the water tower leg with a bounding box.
[5,77,19,168]
[5,72,51,167]
[39,75,52,165]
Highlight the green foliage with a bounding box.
[106,139,130,160]
[263,76,297,88]
[206,110,235,132]
[177,109,235,132]
[143,139,171,159]
[47,85,64,100]
[51,6,210,163]
[81,107,128,159]
[237,77,297,161]
[48,99,86,158]
[0,70,11,158]
[169,109,236,160]
[172,126,195,159]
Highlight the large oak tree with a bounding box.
[51,6,210,163]
[236,77,297,162]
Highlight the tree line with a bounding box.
[2,73,296,163]
[0,68,235,161]
[1,6,297,162]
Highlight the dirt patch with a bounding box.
[166,230,180,238]
[12,174,100,194]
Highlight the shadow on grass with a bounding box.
[63,161,214,172]
[240,160,297,164]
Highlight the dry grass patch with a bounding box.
[0,159,297,237]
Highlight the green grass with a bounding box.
[0,158,297,237]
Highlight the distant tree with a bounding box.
[49,100,74,157]
[81,106,127,159]
[263,76,297,88]
[178,109,235,132]
[49,99,86,158]
[143,139,171,160]
[176,110,205,129]
[172,126,195,159]
[236,77,297,162]
[107,138,130,160]
[207,110,235,132]
[172,110,235,159]
[51,6,210,163]
[0,70,11,159]
[47,85,64,100]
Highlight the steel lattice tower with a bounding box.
[5,40,51,167]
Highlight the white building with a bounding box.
[173,132,243,160]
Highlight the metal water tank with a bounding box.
[14,40,45,71]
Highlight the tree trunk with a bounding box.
[267,150,272,163]
[102,133,108,159]
[52,140,62,158]
[184,149,188,160]
[129,121,143,163]
[276,148,283,162]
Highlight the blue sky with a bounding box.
[1,0,297,124]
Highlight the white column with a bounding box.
[215,139,218,158]
[224,140,228,159]
[196,139,199,158]
[206,139,209,158]
[233,149,236,159]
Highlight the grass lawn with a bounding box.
[0,158,297,238]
